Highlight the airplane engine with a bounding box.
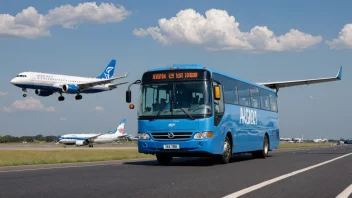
[75,140,89,146]
[35,89,54,97]
[62,84,79,93]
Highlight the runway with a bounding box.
[0,145,351,198]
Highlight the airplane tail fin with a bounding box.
[96,59,116,79]
[114,119,126,135]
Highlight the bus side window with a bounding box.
[249,85,261,109]
[269,92,278,112]
[223,77,239,105]
[213,81,224,126]
[237,81,251,107]
[259,88,271,111]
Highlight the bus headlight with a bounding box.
[138,133,150,140]
[194,132,213,139]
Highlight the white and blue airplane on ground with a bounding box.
[10,59,129,101]
[56,119,131,147]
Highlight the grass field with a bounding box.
[0,149,151,167]
[0,141,137,146]
[278,142,333,149]
[0,142,334,167]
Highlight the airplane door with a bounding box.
[29,73,37,89]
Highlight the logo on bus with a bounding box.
[167,132,174,139]
[240,107,257,125]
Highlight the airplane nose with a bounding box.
[10,78,15,84]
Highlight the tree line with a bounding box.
[0,134,59,143]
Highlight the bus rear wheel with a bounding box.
[253,135,269,158]
[156,154,172,165]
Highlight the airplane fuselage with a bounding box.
[57,133,130,146]
[57,119,128,147]
[9,59,128,101]
[11,72,114,95]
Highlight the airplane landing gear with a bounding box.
[58,96,65,101]
[75,94,82,100]
[22,88,27,97]
[58,93,65,101]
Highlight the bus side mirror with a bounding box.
[214,85,221,100]
[126,90,131,103]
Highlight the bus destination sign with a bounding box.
[152,72,198,80]
[142,70,210,82]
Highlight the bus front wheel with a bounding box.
[216,135,232,164]
[156,154,172,165]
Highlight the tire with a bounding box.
[253,135,269,158]
[156,154,172,165]
[217,135,232,164]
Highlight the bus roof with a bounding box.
[147,64,276,92]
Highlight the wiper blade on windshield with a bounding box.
[151,103,170,121]
[180,108,195,120]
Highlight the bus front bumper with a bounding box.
[137,139,220,157]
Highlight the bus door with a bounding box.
[212,81,240,151]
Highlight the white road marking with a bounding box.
[336,183,352,198]
[223,152,352,198]
[0,158,152,173]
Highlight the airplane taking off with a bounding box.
[10,59,129,101]
[56,119,130,147]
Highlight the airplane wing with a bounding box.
[257,66,342,89]
[87,133,102,141]
[77,71,129,90]
[118,134,130,139]
[108,81,129,89]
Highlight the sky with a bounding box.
[0,0,351,140]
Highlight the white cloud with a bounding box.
[2,97,55,112]
[2,107,12,112]
[0,92,8,96]
[133,8,322,52]
[326,24,352,49]
[0,2,131,39]
[95,106,104,111]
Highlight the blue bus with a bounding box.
[126,64,342,165]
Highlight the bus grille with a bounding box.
[151,132,193,140]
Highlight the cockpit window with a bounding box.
[16,75,27,77]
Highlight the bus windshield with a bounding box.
[138,81,212,119]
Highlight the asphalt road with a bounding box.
[0,145,351,198]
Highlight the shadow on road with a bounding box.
[124,153,267,167]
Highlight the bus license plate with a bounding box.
[163,144,180,149]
